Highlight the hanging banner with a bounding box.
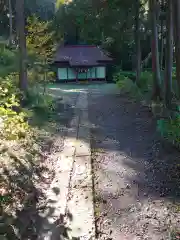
[75,68,89,73]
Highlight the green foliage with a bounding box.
[56,0,66,9]
[115,70,153,99]
[0,47,15,66]
[27,15,55,62]
[26,15,56,84]
[0,73,56,140]
[27,68,44,83]
[137,71,153,93]
[27,65,55,86]
[0,77,29,140]
[171,68,179,98]
[53,0,150,69]
[115,69,180,148]
[0,14,57,138]
[25,86,54,111]
[25,0,55,20]
[114,71,143,100]
[0,75,19,100]
[0,46,18,77]
[2,111,29,140]
[23,85,56,127]
[47,71,56,81]
[157,114,180,148]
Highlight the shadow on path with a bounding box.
[89,92,180,201]
[89,90,180,239]
[0,88,80,239]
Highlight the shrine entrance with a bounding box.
[53,44,112,82]
[75,67,90,81]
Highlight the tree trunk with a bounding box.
[160,32,164,70]
[173,0,180,97]
[141,52,152,69]
[149,0,161,100]
[135,0,141,82]
[16,0,28,91]
[8,0,13,46]
[164,0,173,107]
[160,0,164,70]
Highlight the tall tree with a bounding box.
[8,0,13,45]
[135,0,141,82]
[160,0,165,70]
[16,0,28,91]
[164,0,173,106]
[173,0,180,97]
[149,0,161,99]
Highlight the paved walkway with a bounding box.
[37,83,180,240]
[38,85,94,240]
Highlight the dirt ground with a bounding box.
[88,85,180,240]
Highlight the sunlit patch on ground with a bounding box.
[89,85,180,239]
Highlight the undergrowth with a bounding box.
[157,113,180,149]
[0,45,18,77]
[114,72,143,100]
[0,76,29,140]
[114,70,180,149]
[0,74,60,240]
[0,69,58,238]
[0,36,58,238]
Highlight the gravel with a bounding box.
[88,87,180,240]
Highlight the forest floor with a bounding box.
[1,83,180,240]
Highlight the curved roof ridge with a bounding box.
[54,44,112,66]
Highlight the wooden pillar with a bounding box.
[67,67,69,83]
[56,67,58,82]
[90,68,92,82]
[76,69,78,83]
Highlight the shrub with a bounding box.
[27,68,44,84]
[0,46,18,77]
[0,78,29,140]
[157,113,180,148]
[114,71,142,100]
[1,110,29,140]
[23,85,56,127]
[24,85,55,110]
[114,69,180,148]
[114,70,155,103]
[138,71,153,93]
[27,65,55,86]
[0,47,16,66]
[47,71,56,81]
[0,74,56,139]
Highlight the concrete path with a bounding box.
[38,83,180,240]
[38,85,95,240]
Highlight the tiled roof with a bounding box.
[54,45,112,66]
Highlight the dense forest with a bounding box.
[0,0,180,238]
